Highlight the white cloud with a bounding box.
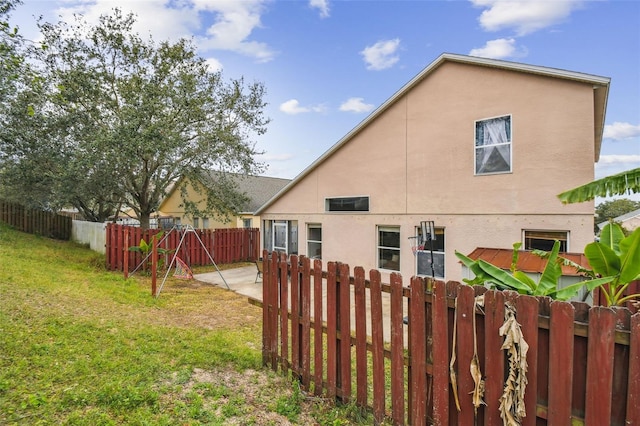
[279,99,327,115]
[339,97,374,113]
[597,155,640,165]
[52,1,200,43]
[470,0,584,36]
[280,99,309,114]
[309,0,330,18]
[40,0,275,63]
[360,38,401,71]
[194,0,276,62]
[260,153,295,161]
[469,38,527,59]
[204,57,223,72]
[603,122,640,140]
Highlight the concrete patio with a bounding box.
[194,264,406,342]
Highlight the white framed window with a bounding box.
[202,217,209,229]
[243,218,253,228]
[475,115,512,175]
[378,226,400,271]
[193,217,199,228]
[307,223,322,259]
[524,230,568,252]
[273,220,288,252]
[415,227,445,279]
[267,220,298,255]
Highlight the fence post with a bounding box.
[432,281,451,424]
[124,227,130,279]
[326,262,338,399]
[151,235,157,297]
[313,258,324,397]
[369,269,385,422]
[354,266,368,407]
[390,272,405,424]
[627,313,640,424]
[338,262,352,402]
[585,307,616,424]
[548,301,575,423]
[409,276,427,425]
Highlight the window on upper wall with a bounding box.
[475,115,512,175]
[524,230,568,252]
[326,196,369,212]
[378,226,400,271]
[307,223,322,259]
[243,218,253,228]
[202,218,209,229]
[193,217,199,229]
[415,227,445,279]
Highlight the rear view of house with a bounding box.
[257,53,610,282]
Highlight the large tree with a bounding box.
[5,9,268,227]
[595,198,640,224]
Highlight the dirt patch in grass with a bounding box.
[142,275,262,331]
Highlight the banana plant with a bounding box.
[128,231,173,270]
[584,223,640,306]
[456,241,614,301]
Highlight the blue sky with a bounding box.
[10,0,640,196]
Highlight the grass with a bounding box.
[0,222,374,425]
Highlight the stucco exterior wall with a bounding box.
[261,60,601,283]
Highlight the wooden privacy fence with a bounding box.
[0,200,71,240]
[261,252,639,426]
[105,223,260,271]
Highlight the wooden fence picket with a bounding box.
[260,252,638,425]
[104,224,259,271]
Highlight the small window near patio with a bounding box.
[378,225,400,271]
[524,230,568,252]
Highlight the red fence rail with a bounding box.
[105,224,259,271]
[261,252,639,425]
[0,200,72,240]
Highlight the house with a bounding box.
[598,208,640,233]
[255,53,610,283]
[157,173,290,230]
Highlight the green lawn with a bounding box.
[0,223,369,425]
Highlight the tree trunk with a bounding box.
[139,213,151,230]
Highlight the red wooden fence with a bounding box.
[261,252,639,425]
[105,224,259,271]
[0,200,72,240]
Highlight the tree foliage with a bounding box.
[595,198,640,225]
[1,8,269,227]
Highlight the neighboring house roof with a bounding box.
[465,247,590,277]
[158,173,290,216]
[233,175,291,214]
[256,52,610,215]
[597,208,640,230]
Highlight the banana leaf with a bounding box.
[584,241,622,278]
[557,167,640,203]
[619,227,640,284]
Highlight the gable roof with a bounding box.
[465,247,590,277]
[233,174,291,213]
[597,207,640,229]
[158,173,290,215]
[256,52,610,215]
